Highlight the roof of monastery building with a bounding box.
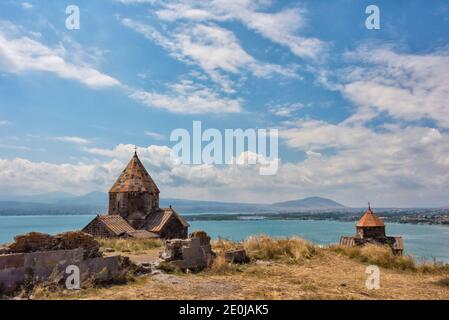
[89,215,158,238]
[141,207,190,233]
[356,205,385,228]
[109,151,160,194]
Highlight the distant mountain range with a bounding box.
[272,197,345,209]
[0,192,348,216]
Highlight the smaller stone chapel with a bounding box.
[339,204,403,255]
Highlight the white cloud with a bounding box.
[128,79,242,114]
[0,144,30,150]
[28,31,41,38]
[0,21,242,115]
[54,136,92,145]
[121,18,297,92]
[261,45,449,206]
[0,157,123,195]
[0,143,276,200]
[85,144,174,166]
[268,102,304,117]
[0,120,12,126]
[0,31,121,88]
[21,2,33,10]
[277,119,449,206]
[153,0,325,59]
[116,0,156,3]
[145,131,165,140]
[338,46,449,128]
[281,119,373,150]
[305,150,321,158]
[2,135,449,206]
[71,144,282,194]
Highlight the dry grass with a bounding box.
[436,277,449,287]
[416,259,449,274]
[329,244,416,271]
[38,247,449,300]
[243,235,318,264]
[208,253,241,274]
[97,238,162,254]
[329,244,449,274]
[28,236,449,300]
[212,238,242,253]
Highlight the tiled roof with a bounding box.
[172,208,189,228]
[126,230,160,239]
[142,208,189,233]
[110,152,160,193]
[356,207,385,227]
[97,215,136,236]
[339,236,356,247]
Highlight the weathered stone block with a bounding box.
[0,253,25,270]
[0,232,133,296]
[190,230,211,246]
[225,249,250,264]
[0,249,133,295]
[8,232,57,253]
[159,231,215,272]
[53,231,100,259]
[5,231,100,259]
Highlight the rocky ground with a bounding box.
[33,238,449,300]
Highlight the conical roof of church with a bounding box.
[356,205,385,227]
[109,152,160,193]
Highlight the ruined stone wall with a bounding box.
[160,231,215,271]
[0,249,131,295]
[0,232,133,296]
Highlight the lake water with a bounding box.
[1,215,448,262]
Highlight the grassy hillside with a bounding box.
[32,236,449,300]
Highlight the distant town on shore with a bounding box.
[1,192,448,226]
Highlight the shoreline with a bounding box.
[2,216,449,262]
[1,213,449,227]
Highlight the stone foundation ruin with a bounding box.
[0,232,134,296]
[159,231,215,272]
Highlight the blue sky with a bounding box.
[0,0,449,207]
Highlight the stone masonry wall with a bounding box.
[0,249,130,295]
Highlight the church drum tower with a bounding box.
[108,151,160,228]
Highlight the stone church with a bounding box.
[339,204,403,255]
[82,151,189,239]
